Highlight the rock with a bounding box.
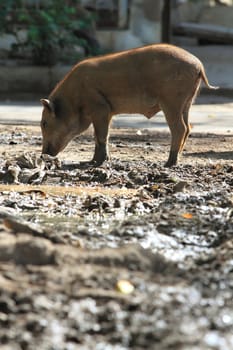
[14,236,55,265]
[16,152,44,169]
[0,296,16,313]
[3,215,45,236]
[0,233,55,265]
[0,233,16,261]
[173,181,189,193]
[77,244,181,275]
[0,275,16,293]
[0,206,17,219]
[25,316,48,334]
[18,168,46,184]
[0,344,21,350]
[0,166,20,183]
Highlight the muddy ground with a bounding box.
[0,124,232,350]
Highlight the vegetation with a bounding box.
[0,0,100,65]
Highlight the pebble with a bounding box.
[14,236,55,265]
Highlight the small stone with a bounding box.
[173,181,189,193]
[0,233,16,261]
[0,297,16,314]
[14,236,55,265]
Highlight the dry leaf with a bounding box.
[182,212,193,219]
[151,184,159,191]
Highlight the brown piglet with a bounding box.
[40,44,218,167]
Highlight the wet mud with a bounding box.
[0,125,233,350]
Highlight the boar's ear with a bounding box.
[40,99,54,113]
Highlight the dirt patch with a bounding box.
[0,124,233,350]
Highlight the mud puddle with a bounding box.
[0,127,233,349]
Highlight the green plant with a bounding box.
[0,0,100,65]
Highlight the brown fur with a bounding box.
[40,44,218,167]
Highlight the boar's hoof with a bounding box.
[165,152,178,167]
[91,159,106,167]
[165,160,178,168]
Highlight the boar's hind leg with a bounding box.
[162,104,187,167]
[179,99,192,153]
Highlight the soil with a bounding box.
[0,124,232,350]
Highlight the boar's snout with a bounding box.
[42,143,58,157]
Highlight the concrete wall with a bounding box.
[172,0,233,27]
[0,65,71,99]
[97,0,162,51]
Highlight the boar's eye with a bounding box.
[41,120,47,129]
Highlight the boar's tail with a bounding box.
[200,66,219,90]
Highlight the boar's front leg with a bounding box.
[91,106,112,166]
[92,142,109,166]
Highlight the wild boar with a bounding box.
[40,43,217,167]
